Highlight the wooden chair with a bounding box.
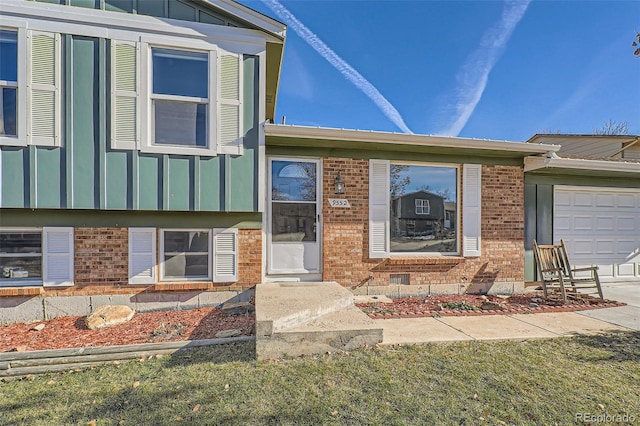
[532,239,604,302]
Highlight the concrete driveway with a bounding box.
[577,283,640,331]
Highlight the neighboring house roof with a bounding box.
[265,124,560,158]
[527,134,640,160]
[525,134,640,178]
[524,153,640,177]
[392,190,444,201]
[444,201,457,211]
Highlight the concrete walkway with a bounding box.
[576,283,640,331]
[379,283,638,345]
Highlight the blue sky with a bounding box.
[245,0,640,142]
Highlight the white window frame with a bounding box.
[415,199,430,215]
[387,161,461,257]
[139,35,220,157]
[0,227,43,287]
[159,228,212,281]
[0,226,74,287]
[369,159,464,258]
[0,25,27,147]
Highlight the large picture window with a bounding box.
[0,30,18,138]
[390,164,458,254]
[161,229,211,280]
[152,48,208,148]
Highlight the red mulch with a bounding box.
[357,292,625,319]
[0,307,254,352]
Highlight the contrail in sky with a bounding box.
[438,0,532,137]
[260,0,413,134]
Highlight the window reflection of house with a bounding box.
[391,190,446,237]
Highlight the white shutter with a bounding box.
[213,228,238,282]
[111,40,139,150]
[369,159,390,258]
[43,227,74,287]
[218,52,243,155]
[462,164,482,257]
[28,31,61,147]
[128,228,156,284]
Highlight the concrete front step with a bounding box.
[256,306,383,360]
[255,281,384,359]
[255,281,354,336]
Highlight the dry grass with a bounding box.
[2,332,639,425]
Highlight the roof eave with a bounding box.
[524,156,640,174]
[265,124,560,156]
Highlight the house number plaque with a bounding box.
[328,198,351,208]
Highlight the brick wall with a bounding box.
[322,158,524,292]
[238,229,262,286]
[38,227,262,297]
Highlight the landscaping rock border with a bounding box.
[0,336,254,378]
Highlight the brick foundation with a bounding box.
[322,158,524,293]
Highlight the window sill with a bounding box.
[138,144,217,157]
[152,282,213,291]
[0,286,44,297]
[0,136,27,147]
[385,256,465,265]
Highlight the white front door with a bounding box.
[268,158,321,274]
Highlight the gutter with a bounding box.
[265,124,560,155]
[525,153,640,174]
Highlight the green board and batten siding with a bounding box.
[0,40,260,213]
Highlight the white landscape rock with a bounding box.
[85,305,135,330]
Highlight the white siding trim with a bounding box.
[128,227,156,284]
[369,159,390,258]
[42,227,74,287]
[462,164,482,257]
[213,228,238,282]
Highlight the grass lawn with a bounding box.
[2,332,639,425]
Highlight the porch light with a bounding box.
[334,172,345,195]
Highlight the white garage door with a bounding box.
[554,186,640,282]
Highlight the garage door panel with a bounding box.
[617,194,636,208]
[618,217,636,231]
[595,216,614,230]
[618,263,636,278]
[595,193,615,207]
[574,193,594,207]
[554,186,640,282]
[574,216,594,230]
[595,240,614,255]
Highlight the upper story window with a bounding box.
[0,26,61,148]
[151,48,208,148]
[415,199,430,215]
[0,30,18,138]
[110,36,243,156]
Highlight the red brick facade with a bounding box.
[322,157,524,292]
[33,227,262,298]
